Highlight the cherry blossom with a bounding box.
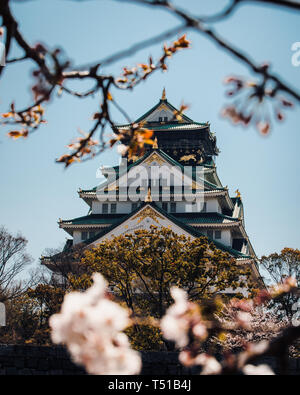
[243,364,275,375]
[160,287,207,348]
[50,273,141,375]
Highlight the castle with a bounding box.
[43,90,263,291]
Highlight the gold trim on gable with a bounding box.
[144,152,166,166]
[159,103,169,111]
[132,206,165,224]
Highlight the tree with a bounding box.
[25,284,66,344]
[1,243,92,345]
[0,283,66,345]
[0,1,299,166]
[0,284,65,345]
[0,294,40,344]
[260,248,300,320]
[0,226,33,302]
[215,304,288,351]
[50,270,300,375]
[72,227,254,320]
[41,244,87,291]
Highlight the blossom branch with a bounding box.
[1,0,300,164]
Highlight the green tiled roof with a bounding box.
[61,211,239,227]
[158,207,250,258]
[81,186,97,193]
[115,122,207,131]
[231,197,241,205]
[61,214,125,225]
[173,212,239,224]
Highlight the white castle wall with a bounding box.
[200,228,232,247]
[91,198,221,215]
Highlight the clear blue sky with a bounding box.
[0,0,299,269]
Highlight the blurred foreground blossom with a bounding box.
[49,273,141,375]
[49,275,299,375]
[242,364,275,375]
[160,278,299,375]
[197,354,222,376]
[179,352,222,375]
[160,287,207,348]
[222,73,294,136]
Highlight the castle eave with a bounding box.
[191,221,241,228]
[60,223,110,229]
[114,123,208,131]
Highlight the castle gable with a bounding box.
[90,204,193,244]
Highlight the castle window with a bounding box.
[81,231,88,241]
[164,117,168,122]
[111,203,117,214]
[159,117,163,122]
[202,202,207,212]
[170,202,176,213]
[215,230,222,239]
[89,231,95,239]
[102,203,108,214]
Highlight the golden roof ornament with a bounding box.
[161,87,166,100]
[152,137,158,149]
[145,187,152,202]
[235,189,241,198]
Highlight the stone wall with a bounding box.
[0,345,299,375]
[141,351,199,375]
[0,345,85,375]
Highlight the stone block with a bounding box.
[15,358,25,369]
[21,368,33,375]
[26,358,38,369]
[6,367,18,375]
[38,359,49,370]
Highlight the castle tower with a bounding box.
[44,91,263,291]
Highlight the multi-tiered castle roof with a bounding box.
[44,91,263,289]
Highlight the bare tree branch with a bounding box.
[0,0,299,164]
[0,226,35,302]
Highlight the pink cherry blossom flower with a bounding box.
[50,273,141,375]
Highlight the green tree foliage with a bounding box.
[125,325,164,351]
[0,284,65,345]
[0,295,39,344]
[26,284,65,344]
[77,226,251,318]
[76,227,253,319]
[69,227,254,350]
[27,284,65,324]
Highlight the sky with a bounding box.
[0,0,299,271]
